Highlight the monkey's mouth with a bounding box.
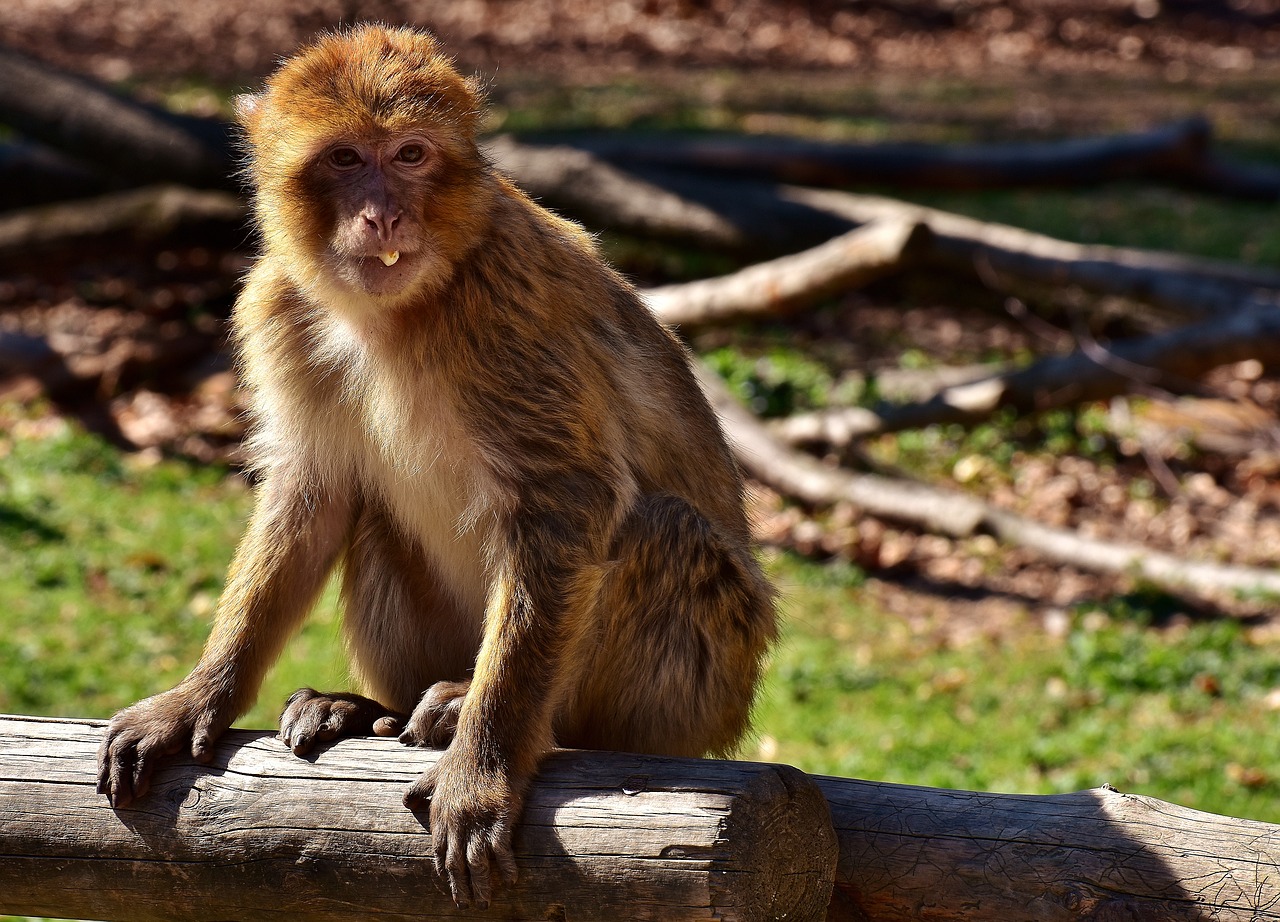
[340,251,418,295]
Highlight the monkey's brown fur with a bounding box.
[98,24,776,909]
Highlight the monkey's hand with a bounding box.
[279,688,400,755]
[378,679,470,749]
[404,745,525,910]
[97,684,234,808]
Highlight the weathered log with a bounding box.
[789,186,1280,319]
[0,714,836,922]
[5,715,1280,922]
[644,218,930,328]
[0,46,233,190]
[772,300,1280,445]
[556,118,1218,192]
[0,185,248,265]
[819,777,1280,921]
[0,142,116,210]
[486,136,854,255]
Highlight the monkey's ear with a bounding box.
[233,93,264,131]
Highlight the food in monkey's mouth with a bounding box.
[379,251,400,267]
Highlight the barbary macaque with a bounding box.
[97,24,776,908]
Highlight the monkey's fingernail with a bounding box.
[379,251,399,267]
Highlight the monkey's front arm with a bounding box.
[406,487,616,909]
[97,474,352,807]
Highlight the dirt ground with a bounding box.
[4,0,1280,83]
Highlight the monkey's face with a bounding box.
[238,25,489,309]
[306,132,438,299]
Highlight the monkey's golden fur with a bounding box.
[98,24,776,908]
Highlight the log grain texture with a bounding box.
[5,714,1280,921]
[820,777,1280,921]
[0,715,836,922]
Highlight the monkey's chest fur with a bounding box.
[284,315,498,623]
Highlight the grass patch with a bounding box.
[757,554,1280,824]
[0,417,347,728]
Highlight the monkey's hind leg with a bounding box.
[563,493,776,758]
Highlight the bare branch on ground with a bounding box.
[789,186,1280,319]
[0,185,248,264]
[772,301,1280,446]
[643,218,930,328]
[558,117,1280,199]
[699,364,1280,598]
[0,47,233,191]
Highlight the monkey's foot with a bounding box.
[380,680,470,749]
[279,688,400,756]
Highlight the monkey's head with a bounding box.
[237,25,490,309]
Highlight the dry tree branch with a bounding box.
[771,301,1280,448]
[0,185,247,264]
[788,187,1280,319]
[642,218,929,328]
[559,118,1251,193]
[0,47,233,191]
[698,364,1280,598]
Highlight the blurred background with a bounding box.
[3,0,1280,842]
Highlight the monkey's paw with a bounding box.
[279,688,398,756]
[97,686,233,808]
[377,680,470,749]
[404,748,522,910]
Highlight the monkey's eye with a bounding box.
[395,143,427,164]
[329,147,362,168]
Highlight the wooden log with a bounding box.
[771,300,1280,445]
[819,777,1280,921]
[644,218,931,328]
[0,47,233,191]
[6,715,1280,921]
[556,118,1217,192]
[0,714,837,922]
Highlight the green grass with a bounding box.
[3,419,1279,827]
[0,416,348,729]
[758,557,1280,824]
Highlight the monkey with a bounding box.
[97,23,776,910]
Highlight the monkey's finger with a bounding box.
[192,714,221,764]
[105,741,137,808]
[95,732,115,795]
[446,830,473,909]
[495,832,519,887]
[403,769,436,812]
[130,740,159,801]
[373,716,403,736]
[466,835,494,910]
[286,707,327,755]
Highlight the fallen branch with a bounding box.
[486,137,853,255]
[699,364,1280,597]
[0,142,115,211]
[560,117,1234,193]
[772,301,1280,446]
[0,185,248,265]
[5,715,1280,922]
[0,47,233,191]
[643,219,929,328]
[789,186,1280,320]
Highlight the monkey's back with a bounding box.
[439,179,753,548]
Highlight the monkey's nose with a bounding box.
[362,209,402,244]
